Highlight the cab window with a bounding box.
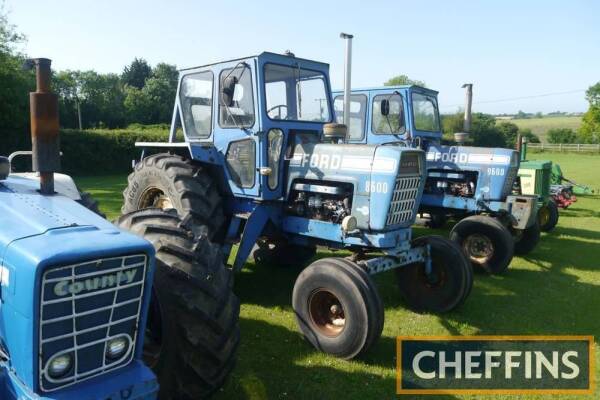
[264,63,331,122]
[219,65,255,128]
[334,94,367,140]
[372,93,405,134]
[412,93,440,131]
[179,71,213,139]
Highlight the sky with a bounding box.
[5,0,599,114]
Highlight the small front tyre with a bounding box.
[396,235,472,313]
[292,257,383,359]
[450,215,514,274]
[513,220,541,255]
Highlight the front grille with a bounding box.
[39,254,147,392]
[386,175,421,226]
[502,166,519,198]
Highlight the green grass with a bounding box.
[75,152,600,400]
[499,116,582,142]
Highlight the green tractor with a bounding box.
[517,138,558,232]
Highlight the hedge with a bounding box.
[59,128,170,175]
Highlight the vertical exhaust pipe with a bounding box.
[24,58,60,195]
[340,33,353,130]
[455,83,473,144]
[462,83,473,133]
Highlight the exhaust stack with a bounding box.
[24,58,60,195]
[454,83,473,144]
[340,33,353,131]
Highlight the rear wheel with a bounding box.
[252,238,316,267]
[117,209,240,400]
[77,191,106,218]
[396,235,472,313]
[538,199,559,232]
[450,215,514,274]
[292,258,383,359]
[122,153,226,240]
[513,220,541,255]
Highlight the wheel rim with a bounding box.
[308,289,346,337]
[143,288,163,368]
[463,234,494,264]
[139,187,173,210]
[538,206,550,227]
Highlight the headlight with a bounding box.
[47,353,73,379]
[105,336,129,360]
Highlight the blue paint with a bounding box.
[0,175,157,399]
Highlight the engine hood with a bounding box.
[0,175,116,262]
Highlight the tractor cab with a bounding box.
[165,52,334,200]
[332,85,442,145]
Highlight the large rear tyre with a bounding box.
[513,220,541,255]
[77,191,106,218]
[450,215,514,274]
[396,235,472,313]
[292,257,383,359]
[538,199,559,232]
[252,238,316,267]
[122,153,226,240]
[117,209,240,400]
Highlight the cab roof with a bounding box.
[179,51,330,72]
[333,85,439,95]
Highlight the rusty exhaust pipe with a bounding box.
[24,58,60,195]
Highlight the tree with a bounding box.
[496,121,520,148]
[519,128,540,144]
[579,82,600,144]
[122,57,152,89]
[124,62,178,124]
[0,7,34,154]
[547,128,577,144]
[384,74,426,87]
[585,82,600,107]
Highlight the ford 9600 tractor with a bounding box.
[120,35,473,360]
[332,81,539,274]
[1,59,240,400]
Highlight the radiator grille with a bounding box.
[39,254,147,392]
[386,175,421,226]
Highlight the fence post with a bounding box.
[578,143,581,152]
[541,143,544,151]
[559,143,562,152]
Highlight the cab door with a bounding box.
[212,60,261,198]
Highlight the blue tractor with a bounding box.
[121,42,473,359]
[331,83,539,274]
[0,59,240,400]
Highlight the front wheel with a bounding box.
[538,199,559,232]
[450,215,514,274]
[396,235,473,313]
[292,258,383,359]
[513,220,541,255]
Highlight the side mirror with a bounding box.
[220,76,238,107]
[380,99,390,116]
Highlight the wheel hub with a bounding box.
[538,206,550,226]
[308,289,346,336]
[463,233,494,264]
[139,187,174,210]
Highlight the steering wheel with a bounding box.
[267,104,288,119]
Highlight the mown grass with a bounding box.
[75,151,600,400]
[501,116,582,142]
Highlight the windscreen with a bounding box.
[412,93,440,132]
[264,64,331,122]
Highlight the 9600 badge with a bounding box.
[396,336,595,395]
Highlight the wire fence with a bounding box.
[528,143,600,153]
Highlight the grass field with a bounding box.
[499,116,582,142]
[75,151,600,400]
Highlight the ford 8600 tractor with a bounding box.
[332,83,539,274]
[120,37,473,359]
[0,59,240,400]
